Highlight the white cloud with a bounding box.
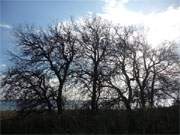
[0,23,12,29]
[0,64,7,68]
[99,0,180,47]
[49,77,59,87]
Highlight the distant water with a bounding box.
[0,100,85,111]
[0,100,16,111]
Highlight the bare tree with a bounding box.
[74,17,112,111]
[129,41,179,109]
[2,22,78,114]
[100,26,136,111]
[105,25,180,110]
[1,16,179,114]
[1,68,55,111]
[146,43,180,107]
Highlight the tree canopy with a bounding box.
[1,16,180,113]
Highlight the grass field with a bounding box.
[0,106,179,134]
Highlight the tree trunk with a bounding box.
[47,100,52,112]
[91,89,98,111]
[91,63,98,112]
[91,77,98,111]
[140,90,146,109]
[150,69,156,108]
[57,85,63,114]
[150,89,154,108]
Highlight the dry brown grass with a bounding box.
[0,111,17,120]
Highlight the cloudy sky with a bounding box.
[0,0,180,72]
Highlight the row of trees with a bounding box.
[1,17,180,114]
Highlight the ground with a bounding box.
[0,106,179,134]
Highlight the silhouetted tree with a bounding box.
[1,16,179,115]
[2,22,79,114]
[104,26,180,110]
[129,41,180,109]
[1,68,55,111]
[101,26,137,111]
[147,43,180,107]
[74,17,112,111]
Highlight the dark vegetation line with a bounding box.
[1,106,179,134]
